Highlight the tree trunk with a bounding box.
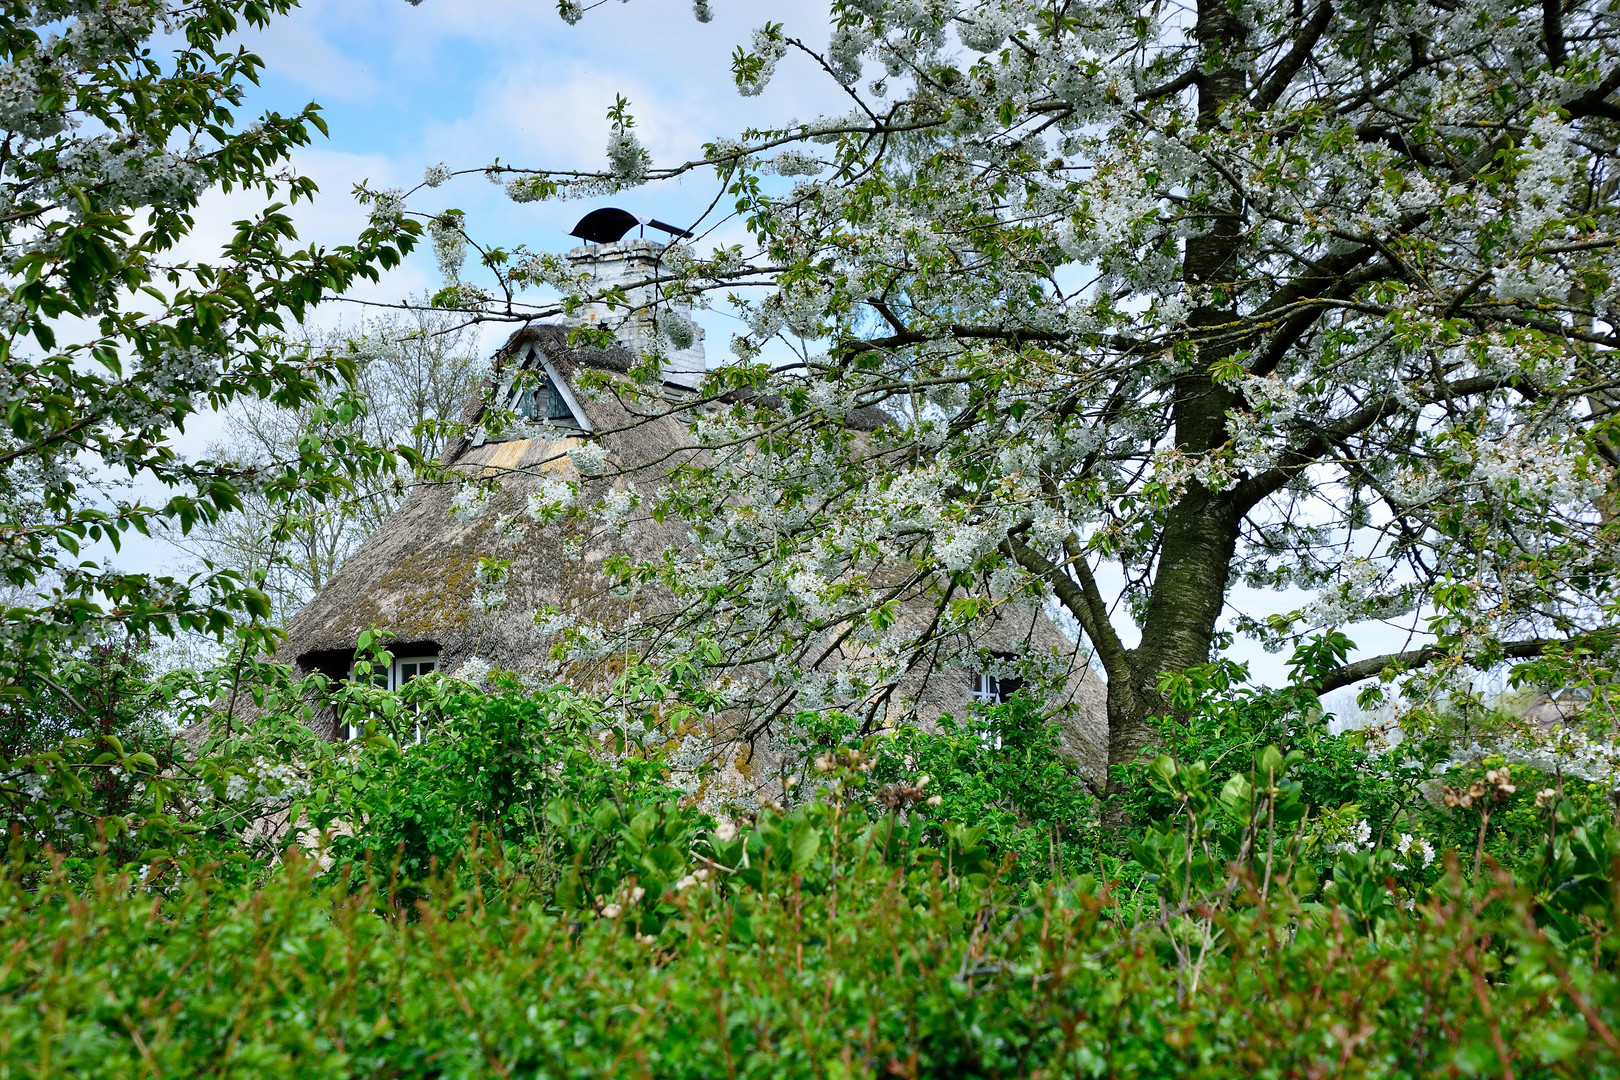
[1096,0,1250,830]
[1099,497,1243,830]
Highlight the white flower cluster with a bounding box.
[958,7,1014,52]
[1493,261,1568,303]
[505,176,551,204]
[0,54,59,137]
[223,756,312,810]
[596,484,640,535]
[422,162,452,188]
[564,621,610,660]
[659,310,698,350]
[449,485,491,524]
[1470,428,1596,507]
[606,129,649,185]
[527,477,576,521]
[0,289,28,333]
[474,560,510,613]
[827,23,870,85]
[1297,556,1396,629]
[367,188,406,229]
[456,655,492,686]
[739,26,788,97]
[770,150,823,177]
[144,344,218,393]
[1451,729,1620,790]
[569,441,609,475]
[780,282,830,337]
[937,523,997,572]
[1511,114,1573,242]
[1393,832,1436,872]
[534,609,575,636]
[665,733,710,793]
[10,770,47,803]
[495,513,528,542]
[430,214,466,281]
[706,137,749,163]
[1325,817,1373,855]
[54,135,204,212]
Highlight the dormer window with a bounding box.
[342,653,440,742]
[969,654,1024,706]
[496,347,593,433]
[515,370,579,424]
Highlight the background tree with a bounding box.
[397,0,1620,811]
[180,307,484,623]
[0,0,417,705]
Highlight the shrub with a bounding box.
[6,651,1620,1076]
[2,806,1617,1078]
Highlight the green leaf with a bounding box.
[788,818,821,874]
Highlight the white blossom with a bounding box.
[457,656,492,686]
[449,485,491,524]
[569,441,610,475]
[606,129,649,185]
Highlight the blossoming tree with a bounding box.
[407,0,1620,803]
[0,1,418,701]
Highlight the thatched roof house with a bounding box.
[279,222,1107,779]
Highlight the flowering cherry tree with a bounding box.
[0,1,418,699]
[404,0,1620,803]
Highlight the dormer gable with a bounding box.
[498,340,593,434]
[447,325,633,459]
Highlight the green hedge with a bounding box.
[6,661,1620,1077]
[2,807,1617,1079]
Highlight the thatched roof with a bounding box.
[280,323,690,688]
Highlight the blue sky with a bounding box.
[191,0,845,327]
[137,1,841,552]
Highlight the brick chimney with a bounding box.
[565,237,705,391]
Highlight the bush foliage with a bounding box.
[2,645,1620,1077]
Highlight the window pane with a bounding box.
[970,672,998,703]
[390,658,439,690]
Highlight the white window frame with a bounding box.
[969,671,1007,749]
[390,656,438,691]
[342,655,440,742]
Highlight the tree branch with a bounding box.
[1544,0,1565,68]
[1315,638,1555,695]
[1253,2,1335,110]
[1001,530,1133,685]
[1563,64,1620,122]
[1138,67,1201,101]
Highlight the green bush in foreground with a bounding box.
[5,651,1620,1077]
[1,805,1617,1079]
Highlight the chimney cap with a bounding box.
[569,207,694,244]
